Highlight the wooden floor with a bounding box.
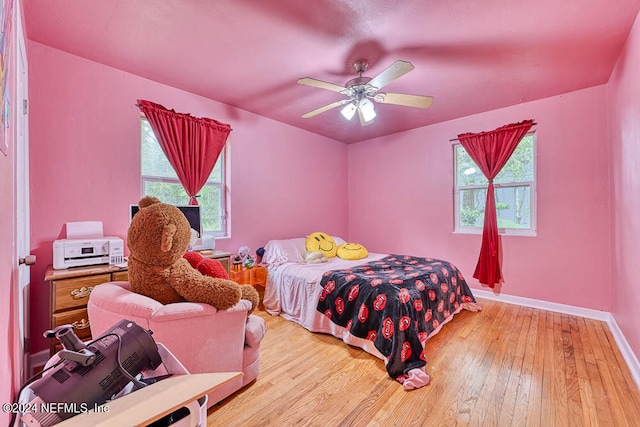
[207,298,640,426]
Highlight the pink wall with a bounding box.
[348,86,611,311]
[607,12,640,361]
[28,42,348,354]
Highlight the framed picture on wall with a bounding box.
[0,0,13,156]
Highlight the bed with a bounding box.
[262,237,482,390]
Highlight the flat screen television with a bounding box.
[130,204,202,238]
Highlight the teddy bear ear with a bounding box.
[139,196,161,208]
[160,224,177,252]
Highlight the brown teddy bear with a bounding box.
[127,196,259,313]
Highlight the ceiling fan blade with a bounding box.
[367,60,415,91]
[374,92,434,109]
[297,77,347,93]
[302,99,350,118]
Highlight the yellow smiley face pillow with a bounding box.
[337,242,369,260]
[305,232,338,258]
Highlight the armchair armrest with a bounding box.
[151,299,251,321]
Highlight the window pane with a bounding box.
[458,185,531,229]
[495,186,531,228]
[455,134,535,186]
[143,180,190,205]
[199,185,222,232]
[459,188,487,227]
[208,156,222,183]
[141,121,179,179]
[494,135,535,184]
[455,146,488,186]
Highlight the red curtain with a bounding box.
[137,100,231,205]
[457,120,534,287]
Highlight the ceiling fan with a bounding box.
[297,60,434,126]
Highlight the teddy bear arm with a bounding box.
[170,262,242,310]
[173,275,242,310]
[239,285,259,314]
[128,259,184,305]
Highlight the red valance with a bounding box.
[137,100,231,205]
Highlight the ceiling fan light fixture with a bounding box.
[341,102,357,120]
[298,60,432,124]
[359,98,376,122]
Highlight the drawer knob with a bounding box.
[72,318,90,330]
[70,286,93,299]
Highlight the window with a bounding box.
[140,119,228,237]
[453,133,536,236]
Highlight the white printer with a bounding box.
[53,237,125,270]
[53,221,125,270]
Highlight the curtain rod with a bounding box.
[448,122,537,142]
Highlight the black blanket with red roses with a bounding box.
[316,254,478,384]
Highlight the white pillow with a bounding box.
[263,238,307,268]
[332,236,346,246]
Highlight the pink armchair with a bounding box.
[87,281,266,407]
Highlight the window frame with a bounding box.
[452,132,537,237]
[140,118,230,238]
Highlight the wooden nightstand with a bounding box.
[196,250,232,273]
[45,264,129,356]
[230,265,268,302]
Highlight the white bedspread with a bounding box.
[263,254,388,359]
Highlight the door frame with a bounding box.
[14,0,30,383]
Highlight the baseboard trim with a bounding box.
[605,314,640,391]
[472,289,610,321]
[472,288,640,390]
